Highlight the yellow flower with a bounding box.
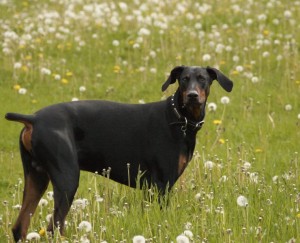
[61,78,69,84]
[297,213,300,218]
[66,71,73,77]
[113,65,121,73]
[31,99,37,104]
[176,55,182,60]
[231,70,239,75]
[25,55,32,61]
[255,148,263,153]
[263,30,269,36]
[13,84,21,91]
[219,138,225,144]
[22,65,29,72]
[295,80,300,85]
[213,120,222,125]
[39,228,46,236]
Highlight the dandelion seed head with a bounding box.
[204,160,214,169]
[237,195,248,207]
[176,235,190,243]
[183,230,193,239]
[26,232,41,241]
[112,40,120,46]
[284,10,292,19]
[251,76,259,83]
[207,102,217,111]
[202,54,211,62]
[18,88,27,95]
[132,235,146,243]
[285,104,292,111]
[78,220,92,233]
[79,86,86,92]
[38,198,48,207]
[220,96,230,104]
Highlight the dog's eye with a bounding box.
[182,77,189,82]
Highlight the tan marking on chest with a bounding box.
[21,122,33,152]
[178,153,188,176]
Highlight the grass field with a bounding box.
[0,0,299,242]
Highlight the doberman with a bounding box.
[6,66,233,241]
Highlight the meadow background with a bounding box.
[0,0,299,242]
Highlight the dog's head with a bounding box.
[162,66,233,119]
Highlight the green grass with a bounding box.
[0,0,299,242]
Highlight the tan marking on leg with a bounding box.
[21,122,33,152]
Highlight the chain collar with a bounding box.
[170,94,205,137]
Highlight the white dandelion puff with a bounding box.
[220,96,230,104]
[112,40,120,47]
[237,195,248,207]
[132,235,146,243]
[18,88,27,95]
[183,230,193,239]
[26,232,40,241]
[207,102,217,111]
[204,160,215,169]
[176,235,190,243]
[80,234,90,243]
[79,86,86,92]
[78,221,92,233]
[38,198,48,207]
[285,104,292,111]
[47,191,54,200]
[202,54,211,62]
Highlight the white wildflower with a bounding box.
[12,204,22,210]
[251,76,259,83]
[297,114,300,119]
[207,102,217,111]
[133,235,146,243]
[204,160,214,169]
[243,161,251,170]
[14,62,22,69]
[26,232,40,241]
[80,234,90,243]
[41,67,51,75]
[18,88,27,95]
[236,65,244,72]
[47,191,54,200]
[285,104,292,111]
[138,28,151,36]
[176,235,190,243]
[79,86,86,92]
[38,198,48,207]
[284,10,292,19]
[112,40,120,47]
[73,198,89,209]
[183,230,193,239]
[195,193,201,201]
[78,221,92,233]
[237,195,248,207]
[220,96,230,104]
[202,54,211,62]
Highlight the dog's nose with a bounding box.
[187,91,199,99]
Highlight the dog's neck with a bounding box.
[174,89,206,123]
[169,90,205,136]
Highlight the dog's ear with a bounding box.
[206,66,233,92]
[161,66,185,91]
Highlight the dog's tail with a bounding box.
[5,113,35,125]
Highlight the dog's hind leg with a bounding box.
[12,140,49,242]
[46,161,79,236]
[43,140,80,237]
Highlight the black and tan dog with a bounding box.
[6,66,233,241]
